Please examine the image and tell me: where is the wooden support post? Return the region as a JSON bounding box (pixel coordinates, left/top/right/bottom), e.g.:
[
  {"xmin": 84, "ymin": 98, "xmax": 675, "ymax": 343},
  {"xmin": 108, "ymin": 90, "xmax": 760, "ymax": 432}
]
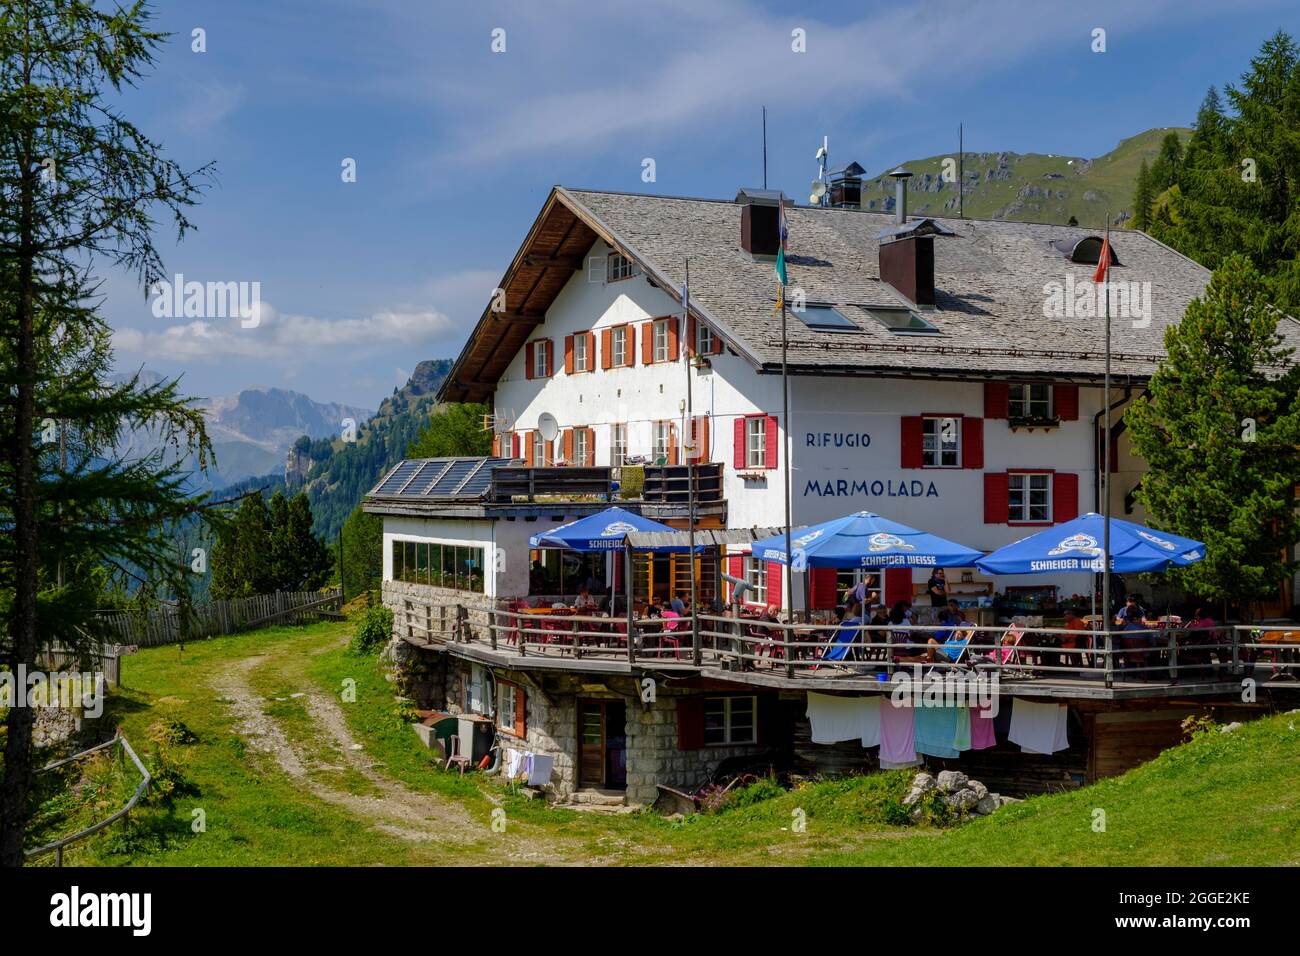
[
  {"xmin": 1103, "ymin": 629, "xmax": 1114, "ymax": 688},
  {"xmin": 1167, "ymin": 629, "xmax": 1177, "ymax": 683},
  {"xmin": 625, "ymin": 542, "xmax": 636, "ymax": 664},
  {"xmin": 784, "ymin": 620, "xmax": 794, "ymax": 679}
]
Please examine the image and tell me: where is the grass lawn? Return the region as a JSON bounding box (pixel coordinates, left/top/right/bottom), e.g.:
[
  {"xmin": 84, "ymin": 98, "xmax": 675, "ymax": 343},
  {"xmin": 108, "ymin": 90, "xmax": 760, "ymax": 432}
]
[{"xmin": 33, "ymin": 617, "xmax": 1300, "ymax": 866}]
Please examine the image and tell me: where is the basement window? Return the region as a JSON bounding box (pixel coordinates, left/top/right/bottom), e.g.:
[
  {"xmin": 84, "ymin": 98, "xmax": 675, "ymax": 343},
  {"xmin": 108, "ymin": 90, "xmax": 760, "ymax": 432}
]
[
  {"xmin": 865, "ymin": 306, "xmax": 940, "ymax": 335},
  {"xmin": 794, "ymin": 304, "xmax": 858, "ymax": 332}
]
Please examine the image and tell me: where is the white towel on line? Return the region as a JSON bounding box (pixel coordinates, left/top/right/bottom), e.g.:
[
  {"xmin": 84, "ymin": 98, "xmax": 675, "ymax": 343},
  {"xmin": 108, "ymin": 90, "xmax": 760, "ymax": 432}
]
[
  {"xmin": 528, "ymin": 753, "xmax": 555, "ymax": 786},
  {"xmin": 807, "ymin": 693, "xmax": 881, "ymax": 747},
  {"xmin": 1009, "ymin": 699, "xmax": 1069, "ymax": 754}
]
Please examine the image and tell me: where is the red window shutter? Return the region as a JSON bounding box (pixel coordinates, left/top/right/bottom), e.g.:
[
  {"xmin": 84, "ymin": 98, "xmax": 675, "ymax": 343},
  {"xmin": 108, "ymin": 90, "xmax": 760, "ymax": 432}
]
[
  {"xmin": 984, "ymin": 382, "xmax": 1009, "ymax": 419},
  {"xmin": 685, "ymin": 316, "xmax": 697, "ymax": 357},
  {"xmin": 511, "ymin": 433, "xmax": 520, "ymax": 459},
  {"xmin": 514, "ymin": 686, "xmax": 526, "ymax": 738},
  {"xmin": 733, "ymin": 417, "xmax": 746, "ymax": 469},
  {"xmin": 1055, "ymin": 384, "xmax": 1079, "ymax": 421},
  {"xmin": 585, "ymin": 427, "xmax": 596, "ymax": 466},
  {"xmin": 728, "ymin": 556, "xmax": 743, "ymax": 600},
  {"xmin": 524, "ymin": 342, "xmax": 535, "ymax": 380},
  {"xmin": 491, "ymin": 434, "xmax": 500, "ymax": 457},
  {"xmin": 625, "ymin": 325, "xmax": 636, "ymax": 366},
  {"xmin": 585, "ymin": 332, "xmax": 596, "ymax": 372},
  {"xmin": 544, "ymin": 340, "xmax": 554, "ymax": 377},
  {"xmin": 811, "ymin": 568, "xmax": 838, "ymax": 610},
  {"xmin": 676, "ymin": 697, "xmax": 705, "ymax": 750},
  {"xmin": 523, "ymin": 432, "xmax": 535, "ymax": 467},
  {"xmin": 666, "ymin": 317, "xmax": 679, "ymax": 360},
  {"xmin": 641, "ymin": 322, "xmax": 654, "ymax": 365},
  {"xmin": 562, "ymin": 429, "xmax": 574, "ymax": 463},
  {"xmin": 984, "ymin": 472, "xmax": 1009, "ymax": 524},
  {"xmin": 962, "ymin": 416, "xmax": 984, "ymax": 469},
  {"xmin": 885, "ymin": 568, "xmax": 912, "ymax": 606},
  {"xmin": 1053, "ymin": 472, "xmax": 1079, "ymax": 523},
  {"xmin": 764, "ymin": 415, "xmax": 778, "ymax": 469},
  {"xmin": 900, "ymin": 416, "xmax": 924, "ymax": 468},
  {"xmin": 712, "ymin": 329, "xmax": 724, "ymax": 354},
  {"xmin": 600, "ymin": 329, "xmax": 612, "ymax": 370},
  {"xmin": 766, "ymin": 562, "xmax": 783, "ymax": 608},
  {"xmin": 668, "ymin": 423, "xmax": 679, "ymax": 466},
  {"xmin": 687, "ymin": 415, "xmax": 709, "ymax": 463},
  {"xmin": 564, "ymin": 334, "xmax": 575, "ymax": 375}
]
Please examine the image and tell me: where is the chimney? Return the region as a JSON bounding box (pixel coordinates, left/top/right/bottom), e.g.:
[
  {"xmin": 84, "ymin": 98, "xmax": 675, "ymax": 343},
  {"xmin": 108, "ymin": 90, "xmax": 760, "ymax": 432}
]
[
  {"xmin": 889, "ymin": 166, "xmax": 913, "ymax": 225},
  {"xmin": 736, "ymin": 188, "xmax": 783, "ymax": 256},
  {"xmin": 879, "ymin": 235, "xmax": 935, "ymax": 306}
]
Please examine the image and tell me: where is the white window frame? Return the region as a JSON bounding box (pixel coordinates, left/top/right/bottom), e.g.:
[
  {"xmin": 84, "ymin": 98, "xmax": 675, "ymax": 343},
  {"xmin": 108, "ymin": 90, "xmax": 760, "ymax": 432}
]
[
  {"xmin": 1008, "ymin": 471, "xmax": 1053, "ymax": 524},
  {"xmin": 696, "ymin": 322, "xmax": 715, "ymax": 355},
  {"xmin": 610, "ymin": 423, "xmax": 627, "ymax": 467},
  {"xmin": 922, "ymin": 416, "xmax": 961, "ymax": 468},
  {"xmin": 743, "ymin": 556, "xmax": 767, "ymax": 605},
  {"xmin": 1009, "ymin": 383, "xmax": 1053, "ymax": 419},
  {"xmin": 574, "ymin": 333, "xmax": 590, "ymax": 372},
  {"xmin": 653, "ymin": 421, "xmax": 672, "ymax": 464},
  {"xmin": 574, "ymin": 428, "xmax": 591, "ymax": 466},
  {"xmin": 532, "ymin": 432, "xmax": 549, "ymax": 467},
  {"xmin": 611, "ymin": 326, "xmax": 627, "ymax": 367},
  {"xmin": 745, "ymin": 416, "xmax": 767, "ymax": 469},
  {"xmin": 465, "ymin": 663, "xmax": 493, "ymax": 717},
  {"xmin": 653, "ymin": 318, "xmax": 670, "ymax": 363},
  {"xmin": 532, "ymin": 339, "xmax": 550, "ymax": 378},
  {"xmin": 496, "ymin": 680, "xmax": 519, "ymax": 735},
  {"xmin": 704, "ymin": 695, "xmax": 757, "ymax": 746},
  {"xmin": 607, "ymin": 252, "xmax": 639, "ymax": 282}
]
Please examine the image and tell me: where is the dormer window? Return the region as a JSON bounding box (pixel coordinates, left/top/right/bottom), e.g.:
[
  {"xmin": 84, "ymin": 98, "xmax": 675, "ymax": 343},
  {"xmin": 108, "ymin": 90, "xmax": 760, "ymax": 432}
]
[
  {"xmin": 607, "ymin": 252, "xmax": 639, "ymax": 282},
  {"xmin": 1051, "ymin": 236, "xmax": 1123, "ymax": 266}
]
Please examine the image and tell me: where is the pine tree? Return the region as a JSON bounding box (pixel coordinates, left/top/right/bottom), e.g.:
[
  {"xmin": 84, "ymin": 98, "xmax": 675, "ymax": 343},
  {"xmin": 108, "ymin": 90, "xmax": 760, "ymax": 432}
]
[
  {"xmin": 209, "ymin": 495, "xmax": 272, "ymax": 599},
  {"xmin": 407, "ymin": 402, "xmax": 492, "ymax": 458},
  {"xmin": 281, "ymin": 493, "xmax": 331, "ymax": 591},
  {"xmin": 1132, "ymin": 160, "xmax": 1154, "ymax": 231},
  {"xmin": 0, "ymin": 0, "xmax": 213, "ymax": 865},
  {"xmin": 340, "ymin": 505, "xmax": 383, "ymax": 599},
  {"xmin": 1125, "ymin": 255, "xmax": 1300, "ymax": 612}
]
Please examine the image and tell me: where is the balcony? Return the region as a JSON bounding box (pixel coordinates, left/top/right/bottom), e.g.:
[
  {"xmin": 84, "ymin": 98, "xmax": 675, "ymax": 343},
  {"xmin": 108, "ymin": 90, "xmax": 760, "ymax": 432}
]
[{"xmin": 488, "ymin": 462, "xmax": 725, "ymax": 508}]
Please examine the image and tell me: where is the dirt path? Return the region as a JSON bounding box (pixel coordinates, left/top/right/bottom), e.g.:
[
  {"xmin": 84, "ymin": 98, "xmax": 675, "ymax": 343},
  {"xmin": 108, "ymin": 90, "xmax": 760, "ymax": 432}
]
[{"xmin": 210, "ymin": 653, "xmax": 573, "ymax": 863}]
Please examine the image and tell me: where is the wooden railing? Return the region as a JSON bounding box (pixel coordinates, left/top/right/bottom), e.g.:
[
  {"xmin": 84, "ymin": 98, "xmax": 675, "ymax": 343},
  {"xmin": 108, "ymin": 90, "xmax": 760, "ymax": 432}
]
[
  {"xmin": 388, "ymin": 595, "xmax": 1296, "ymax": 688},
  {"xmin": 489, "ymin": 466, "xmax": 615, "ymax": 502},
  {"xmin": 641, "ymin": 463, "xmax": 724, "ymax": 503}
]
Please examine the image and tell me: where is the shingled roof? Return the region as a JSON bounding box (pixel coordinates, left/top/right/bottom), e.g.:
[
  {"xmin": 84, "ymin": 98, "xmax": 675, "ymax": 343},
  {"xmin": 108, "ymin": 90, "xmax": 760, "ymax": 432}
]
[{"xmin": 439, "ymin": 186, "xmax": 1300, "ymax": 401}]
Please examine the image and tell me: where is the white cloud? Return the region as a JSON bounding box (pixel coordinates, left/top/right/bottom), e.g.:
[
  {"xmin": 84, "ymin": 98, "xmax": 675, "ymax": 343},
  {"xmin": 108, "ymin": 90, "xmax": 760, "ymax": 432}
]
[
  {"xmin": 177, "ymin": 81, "xmax": 244, "ymax": 135},
  {"xmin": 113, "ymin": 300, "xmax": 458, "ymax": 363}
]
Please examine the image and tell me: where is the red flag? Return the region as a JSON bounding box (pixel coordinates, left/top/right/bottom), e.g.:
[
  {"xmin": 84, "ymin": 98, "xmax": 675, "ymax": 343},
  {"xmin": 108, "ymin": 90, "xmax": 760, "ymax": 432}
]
[{"xmin": 1092, "ymin": 232, "xmax": 1111, "ymax": 284}]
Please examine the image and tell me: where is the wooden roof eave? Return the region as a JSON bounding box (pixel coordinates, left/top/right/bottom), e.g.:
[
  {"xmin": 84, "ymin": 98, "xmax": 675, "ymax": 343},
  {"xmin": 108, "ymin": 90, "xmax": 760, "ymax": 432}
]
[{"xmin": 551, "ymin": 187, "xmax": 766, "ymax": 372}]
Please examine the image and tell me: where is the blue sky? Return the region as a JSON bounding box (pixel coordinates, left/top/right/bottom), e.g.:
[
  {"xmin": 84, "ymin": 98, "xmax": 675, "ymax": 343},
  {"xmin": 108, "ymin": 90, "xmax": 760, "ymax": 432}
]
[{"xmin": 104, "ymin": 0, "xmax": 1300, "ymax": 409}]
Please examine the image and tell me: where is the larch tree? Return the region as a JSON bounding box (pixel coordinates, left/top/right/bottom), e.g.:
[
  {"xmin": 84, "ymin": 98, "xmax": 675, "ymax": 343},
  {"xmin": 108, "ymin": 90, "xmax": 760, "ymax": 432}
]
[{"xmin": 0, "ymin": 0, "xmax": 213, "ymax": 865}]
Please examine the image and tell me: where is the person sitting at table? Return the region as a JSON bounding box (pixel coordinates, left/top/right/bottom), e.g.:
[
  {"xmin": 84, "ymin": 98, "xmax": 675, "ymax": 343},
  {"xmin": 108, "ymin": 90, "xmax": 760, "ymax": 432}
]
[
  {"xmin": 945, "ymin": 599, "xmax": 966, "ymax": 624},
  {"xmin": 1115, "ymin": 594, "xmax": 1150, "ymax": 674},
  {"xmin": 1183, "ymin": 607, "xmax": 1217, "ymax": 674},
  {"xmin": 1060, "ymin": 607, "xmax": 1090, "ymax": 669},
  {"xmin": 574, "ymin": 585, "xmax": 598, "ymax": 613},
  {"xmin": 670, "ymin": 591, "xmax": 687, "ymax": 615}
]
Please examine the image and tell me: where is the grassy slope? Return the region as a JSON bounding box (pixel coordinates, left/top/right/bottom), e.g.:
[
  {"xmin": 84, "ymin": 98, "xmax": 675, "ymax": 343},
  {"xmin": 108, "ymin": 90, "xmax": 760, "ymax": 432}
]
[
  {"xmin": 49, "ymin": 619, "xmax": 1300, "ymax": 866},
  {"xmin": 862, "ymin": 127, "xmax": 1192, "ymax": 229}
]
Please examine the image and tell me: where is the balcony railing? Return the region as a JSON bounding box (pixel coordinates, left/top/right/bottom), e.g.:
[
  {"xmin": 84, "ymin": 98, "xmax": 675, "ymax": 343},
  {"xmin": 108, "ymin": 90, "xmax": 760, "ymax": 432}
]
[
  {"xmin": 487, "ymin": 462, "xmax": 725, "ymax": 504},
  {"xmin": 389, "ymin": 593, "xmax": 1299, "ymax": 690}
]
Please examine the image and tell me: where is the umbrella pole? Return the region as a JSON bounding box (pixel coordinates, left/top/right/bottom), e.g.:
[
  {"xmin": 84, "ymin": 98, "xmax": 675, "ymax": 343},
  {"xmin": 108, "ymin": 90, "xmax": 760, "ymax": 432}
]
[
  {"xmin": 1102, "ymin": 213, "xmax": 1113, "ymax": 688},
  {"xmin": 625, "ymin": 541, "xmax": 636, "ymax": 664}
]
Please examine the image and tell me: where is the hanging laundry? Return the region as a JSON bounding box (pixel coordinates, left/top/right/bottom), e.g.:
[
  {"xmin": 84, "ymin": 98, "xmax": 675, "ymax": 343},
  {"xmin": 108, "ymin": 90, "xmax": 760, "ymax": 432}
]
[
  {"xmin": 970, "ymin": 702, "xmax": 998, "ymax": 751},
  {"xmin": 879, "ymin": 700, "xmax": 920, "ymax": 768},
  {"xmin": 952, "ymin": 706, "xmax": 972, "ymax": 752},
  {"xmin": 915, "ymin": 706, "xmax": 960, "ymax": 758},
  {"xmin": 807, "ymin": 692, "xmax": 880, "ymax": 746},
  {"xmin": 528, "ymin": 753, "xmax": 555, "ymax": 786},
  {"xmin": 1009, "ymin": 699, "xmax": 1069, "ymax": 754}
]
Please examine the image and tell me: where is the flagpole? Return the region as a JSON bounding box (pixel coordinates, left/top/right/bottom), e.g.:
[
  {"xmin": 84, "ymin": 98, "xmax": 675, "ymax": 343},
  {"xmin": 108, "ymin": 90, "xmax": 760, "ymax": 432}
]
[
  {"xmin": 1101, "ymin": 214, "xmax": 1113, "ymax": 682},
  {"xmin": 684, "ymin": 259, "xmax": 700, "ymax": 665}
]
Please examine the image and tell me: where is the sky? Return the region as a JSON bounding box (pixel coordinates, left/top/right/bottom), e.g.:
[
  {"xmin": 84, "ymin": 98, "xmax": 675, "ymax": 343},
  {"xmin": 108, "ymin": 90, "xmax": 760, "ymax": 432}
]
[{"xmin": 102, "ymin": 0, "xmax": 1300, "ymax": 409}]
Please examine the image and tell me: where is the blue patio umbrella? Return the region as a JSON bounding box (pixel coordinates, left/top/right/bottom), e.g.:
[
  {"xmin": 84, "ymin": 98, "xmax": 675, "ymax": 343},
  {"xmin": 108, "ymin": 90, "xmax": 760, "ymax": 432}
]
[
  {"xmin": 975, "ymin": 513, "xmax": 1204, "ymax": 575},
  {"xmin": 749, "ymin": 511, "xmax": 984, "ymax": 570},
  {"xmin": 528, "ymin": 506, "xmax": 690, "ymax": 552}
]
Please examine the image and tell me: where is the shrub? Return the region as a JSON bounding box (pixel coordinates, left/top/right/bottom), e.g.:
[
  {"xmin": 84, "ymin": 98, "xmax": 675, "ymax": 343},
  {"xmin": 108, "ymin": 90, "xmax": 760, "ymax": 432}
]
[{"xmin": 350, "ymin": 604, "xmax": 393, "ymax": 655}]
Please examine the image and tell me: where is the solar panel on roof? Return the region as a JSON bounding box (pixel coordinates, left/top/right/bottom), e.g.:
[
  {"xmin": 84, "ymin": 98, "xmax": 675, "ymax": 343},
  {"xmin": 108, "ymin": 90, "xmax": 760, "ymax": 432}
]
[
  {"xmin": 374, "ymin": 460, "xmax": 422, "ymax": 495},
  {"xmin": 405, "ymin": 460, "xmax": 453, "ymax": 495},
  {"xmin": 368, "ymin": 457, "xmax": 516, "ymax": 501}
]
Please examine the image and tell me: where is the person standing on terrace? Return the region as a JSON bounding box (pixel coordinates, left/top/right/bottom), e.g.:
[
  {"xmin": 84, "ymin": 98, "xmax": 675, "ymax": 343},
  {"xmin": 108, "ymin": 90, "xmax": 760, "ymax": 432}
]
[{"xmin": 927, "ymin": 569, "xmax": 948, "ymax": 607}]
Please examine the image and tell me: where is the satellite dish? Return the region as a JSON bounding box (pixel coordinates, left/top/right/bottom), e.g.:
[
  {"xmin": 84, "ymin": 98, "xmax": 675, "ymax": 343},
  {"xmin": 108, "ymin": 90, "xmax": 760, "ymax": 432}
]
[
  {"xmin": 811, "ymin": 180, "xmax": 827, "ymax": 199},
  {"xmin": 537, "ymin": 412, "xmax": 559, "ymax": 442}
]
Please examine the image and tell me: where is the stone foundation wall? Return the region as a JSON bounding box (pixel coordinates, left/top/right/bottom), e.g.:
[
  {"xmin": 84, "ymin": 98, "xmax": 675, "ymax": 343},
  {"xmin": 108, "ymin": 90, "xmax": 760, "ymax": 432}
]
[
  {"xmin": 433, "ymin": 656, "xmax": 768, "ymax": 806},
  {"xmin": 381, "ymin": 580, "xmax": 495, "ymax": 643}
]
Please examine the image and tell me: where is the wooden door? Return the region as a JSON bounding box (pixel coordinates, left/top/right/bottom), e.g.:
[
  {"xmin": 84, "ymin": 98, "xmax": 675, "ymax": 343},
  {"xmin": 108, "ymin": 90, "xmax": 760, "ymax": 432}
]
[{"xmin": 578, "ymin": 699, "xmax": 627, "ymax": 790}]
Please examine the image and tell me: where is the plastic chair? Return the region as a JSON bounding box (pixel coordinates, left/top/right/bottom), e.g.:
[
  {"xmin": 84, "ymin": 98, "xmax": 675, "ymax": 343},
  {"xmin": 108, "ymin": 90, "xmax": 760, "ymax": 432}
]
[{"xmin": 444, "ymin": 735, "xmax": 472, "ymax": 775}]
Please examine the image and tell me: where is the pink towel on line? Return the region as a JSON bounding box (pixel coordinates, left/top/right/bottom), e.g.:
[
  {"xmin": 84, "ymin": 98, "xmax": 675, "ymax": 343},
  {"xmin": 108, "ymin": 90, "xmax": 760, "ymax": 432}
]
[
  {"xmin": 970, "ymin": 702, "xmax": 997, "ymax": 751},
  {"xmin": 878, "ymin": 699, "xmax": 919, "ymax": 768}
]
